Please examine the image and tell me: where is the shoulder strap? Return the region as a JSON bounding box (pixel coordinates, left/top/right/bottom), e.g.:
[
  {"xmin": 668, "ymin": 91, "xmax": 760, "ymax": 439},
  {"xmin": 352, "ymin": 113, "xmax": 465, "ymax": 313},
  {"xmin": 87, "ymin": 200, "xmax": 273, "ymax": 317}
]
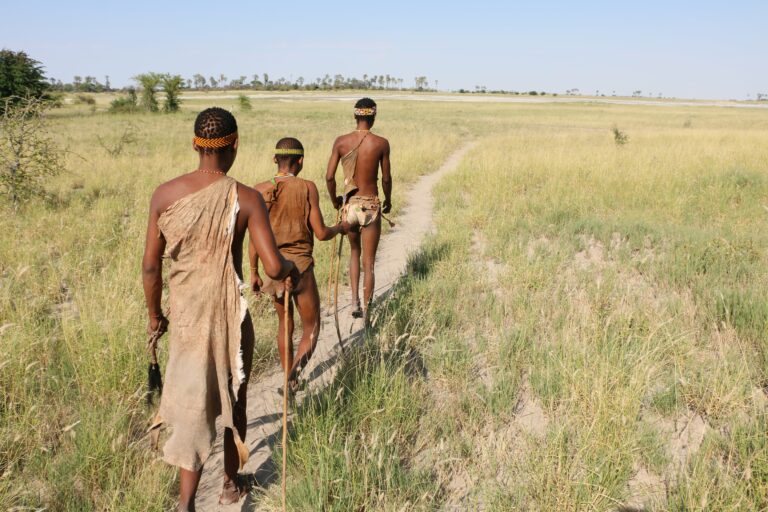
[{"xmin": 353, "ymin": 131, "xmax": 370, "ymax": 152}]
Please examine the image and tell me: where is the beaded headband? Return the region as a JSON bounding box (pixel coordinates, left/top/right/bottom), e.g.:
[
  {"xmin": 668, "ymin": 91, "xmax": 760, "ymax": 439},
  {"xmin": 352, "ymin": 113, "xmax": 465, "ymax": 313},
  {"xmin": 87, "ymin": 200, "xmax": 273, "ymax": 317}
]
[
  {"xmin": 274, "ymin": 148, "xmax": 304, "ymax": 156},
  {"xmin": 354, "ymin": 106, "xmax": 376, "ymax": 116},
  {"xmin": 193, "ymin": 131, "xmax": 238, "ymax": 149}
]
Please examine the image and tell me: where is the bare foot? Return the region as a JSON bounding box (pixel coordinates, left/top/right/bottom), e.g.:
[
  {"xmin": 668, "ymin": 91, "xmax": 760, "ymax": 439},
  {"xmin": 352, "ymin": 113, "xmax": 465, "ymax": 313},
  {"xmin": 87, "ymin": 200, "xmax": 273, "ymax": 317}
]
[{"xmin": 219, "ymin": 477, "xmax": 248, "ymax": 505}]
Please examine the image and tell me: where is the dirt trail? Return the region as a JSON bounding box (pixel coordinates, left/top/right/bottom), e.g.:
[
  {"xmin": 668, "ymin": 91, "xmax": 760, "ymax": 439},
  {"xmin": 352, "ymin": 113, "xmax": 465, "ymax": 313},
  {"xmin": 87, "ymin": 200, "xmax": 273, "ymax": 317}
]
[{"xmin": 194, "ymin": 142, "xmax": 475, "ymax": 510}]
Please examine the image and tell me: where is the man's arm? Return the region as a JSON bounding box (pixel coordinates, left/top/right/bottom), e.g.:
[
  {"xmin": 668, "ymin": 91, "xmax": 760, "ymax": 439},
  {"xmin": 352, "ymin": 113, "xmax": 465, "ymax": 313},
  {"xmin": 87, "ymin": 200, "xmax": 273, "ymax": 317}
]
[
  {"xmin": 241, "ymin": 186, "xmax": 296, "ymax": 281},
  {"xmin": 381, "ymin": 140, "xmax": 392, "ymax": 213},
  {"xmin": 307, "ymin": 181, "xmax": 345, "ymax": 241},
  {"xmin": 142, "ymin": 189, "xmax": 167, "ymax": 333},
  {"xmin": 325, "ymin": 138, "xmax": 342, "ymax": 209},
  {"xmin": 248, "ymin": 237, "xmax": 263, "ymax": 293}
]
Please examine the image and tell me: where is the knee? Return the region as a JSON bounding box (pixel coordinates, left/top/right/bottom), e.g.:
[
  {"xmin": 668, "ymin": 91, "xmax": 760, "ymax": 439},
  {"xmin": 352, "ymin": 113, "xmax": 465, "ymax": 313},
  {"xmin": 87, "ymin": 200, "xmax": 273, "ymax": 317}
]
[{"xmin": 363, "ymin": 259, "xmax": 375, "ymax": 273}]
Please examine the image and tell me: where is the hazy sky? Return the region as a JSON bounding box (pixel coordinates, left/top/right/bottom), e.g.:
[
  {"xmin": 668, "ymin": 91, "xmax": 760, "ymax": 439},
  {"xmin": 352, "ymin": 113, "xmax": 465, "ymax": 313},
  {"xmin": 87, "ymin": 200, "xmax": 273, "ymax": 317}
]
[{"xmin": 3, "ymin": 0, "xmax": 766, "ymax": 99}]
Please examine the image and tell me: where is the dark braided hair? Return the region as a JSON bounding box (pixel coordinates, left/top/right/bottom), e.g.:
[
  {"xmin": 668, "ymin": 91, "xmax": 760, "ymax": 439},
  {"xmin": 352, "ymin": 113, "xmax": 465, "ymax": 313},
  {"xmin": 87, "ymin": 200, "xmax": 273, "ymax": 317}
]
[
  {"xmin": 275, "ymin": 137, "xmax": 304, "ymax": 166},
  {"xmin": 194, "ymin": 107, "xmax": 238, "ymax": 153},
  {"xmin": 354, "ymin": 97, "xmax": 377, "ymax": 123}
]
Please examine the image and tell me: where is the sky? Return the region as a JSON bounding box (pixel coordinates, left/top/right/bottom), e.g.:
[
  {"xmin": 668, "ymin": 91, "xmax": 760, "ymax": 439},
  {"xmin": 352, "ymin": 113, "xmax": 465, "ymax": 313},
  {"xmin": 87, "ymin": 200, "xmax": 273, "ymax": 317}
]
[{"xmin": 2, "ymin": 0, "xmax": 766, "ymax": 99}]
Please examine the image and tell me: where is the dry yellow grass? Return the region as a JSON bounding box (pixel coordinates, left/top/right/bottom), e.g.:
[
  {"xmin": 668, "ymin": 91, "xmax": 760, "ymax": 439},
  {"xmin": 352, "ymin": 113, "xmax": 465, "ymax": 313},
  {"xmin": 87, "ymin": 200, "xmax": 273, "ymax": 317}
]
[{"xmin": 2, "ymin": 94, "xmax": 767, "ymax": 510}]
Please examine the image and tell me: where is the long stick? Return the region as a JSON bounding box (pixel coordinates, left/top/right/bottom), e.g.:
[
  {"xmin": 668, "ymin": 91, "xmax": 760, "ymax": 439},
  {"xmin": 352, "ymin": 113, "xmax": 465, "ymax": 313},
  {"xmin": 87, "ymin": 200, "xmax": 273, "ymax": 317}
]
[
  {"xmin": 281, "ymin": 287, "xmax": 290, "ymax": 512},
  {"xmin": 333, "ymin": 233, "xmax": 345, "ymax": 352},
  {"xmin": 326, "ymin": 209, "xmax": 341, "ymax": 307}
]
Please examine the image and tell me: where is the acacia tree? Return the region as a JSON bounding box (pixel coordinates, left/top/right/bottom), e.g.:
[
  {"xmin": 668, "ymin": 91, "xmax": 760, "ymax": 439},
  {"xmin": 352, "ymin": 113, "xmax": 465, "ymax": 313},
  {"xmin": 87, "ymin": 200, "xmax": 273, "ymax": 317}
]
[
  {"xmin": 0, "ymin": 50, "xmax": 49, "ymax": 112},
  {"xmin": 134, "ymin": 73, "xmax": 162, "ymax": 112},
  {"xmin": 161, "ymin": 74, "xmax": 183, "ymax": 112},
  {"xmin": 0, "ymin": 97, "xmax": 64, "ymax": 209}
]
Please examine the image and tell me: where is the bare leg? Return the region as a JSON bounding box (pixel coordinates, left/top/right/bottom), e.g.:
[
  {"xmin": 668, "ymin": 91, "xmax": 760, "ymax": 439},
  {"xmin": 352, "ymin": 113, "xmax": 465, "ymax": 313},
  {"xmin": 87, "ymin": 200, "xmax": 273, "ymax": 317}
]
[
  {"xmin": 274, "ymin": 293, "xmax": 295, "ymax": 377},
  {"xmin": 360, "ymin": 216, "xmax": 382, "ymax": 315},
  {"xmin": 348, "ymin": 228, "xmax": 362, "ymax": 309},
  {"xmin": 179, "ymin": 468, "xmax": 202, "ymax": 511},
  {"xmin": 220, "ymin": 314, "xmax": 254, "ymax": 505},
  {"xmin": 290, "ymin": 271, "xmax": 321, "ymax": 382}
]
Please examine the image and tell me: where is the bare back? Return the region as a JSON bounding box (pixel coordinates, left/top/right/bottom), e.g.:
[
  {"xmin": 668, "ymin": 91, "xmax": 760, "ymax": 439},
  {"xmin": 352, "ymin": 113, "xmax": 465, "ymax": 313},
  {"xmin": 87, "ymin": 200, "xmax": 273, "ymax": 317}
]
[{"xmin": 333, "ymin": 131, "xmax": 390, "ymax": 197}]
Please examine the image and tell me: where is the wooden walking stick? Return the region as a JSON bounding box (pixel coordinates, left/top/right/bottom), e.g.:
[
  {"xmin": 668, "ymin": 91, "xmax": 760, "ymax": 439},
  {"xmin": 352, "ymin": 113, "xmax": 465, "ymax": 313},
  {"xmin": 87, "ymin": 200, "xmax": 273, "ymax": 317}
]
[
  {"xmin": 326, "ymin": 209, "xmax": 341, "ymax": 307},
  {"xmin": 333, "ymin": 232, "xmax": 346, "ymax": 352},
  {"xmin": 281, "ymin": 283, "xmax": 290, "ymax": 512}
]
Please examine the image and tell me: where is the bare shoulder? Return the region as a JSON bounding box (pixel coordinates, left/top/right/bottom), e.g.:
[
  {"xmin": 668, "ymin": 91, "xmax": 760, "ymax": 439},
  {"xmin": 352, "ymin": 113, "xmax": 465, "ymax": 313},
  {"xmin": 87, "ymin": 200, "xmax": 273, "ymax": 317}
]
[
  {"xmin": 300, "ymin": 177, "xmax": 319, "ymax": 193},
  {"xmin": 150, "ymin": 174, "xmax": 190, "ymax": 213},
  {"xmin": 372, "ymin": 133, "xmax": 390, "ymax": 146},
  {"xmin": 252, "ymin": 180, "xmax": 273, "ymax": 195},
  {"xmin": 235, "ymin": 181, "xmax": 262, "ymax": 209},
  {"xmin": 372, "ymin": 133, "xmax": 390, "ymax": 153},
  {"xmin": 332, "ymin": 134, "xmax": 347, "ymax": 148}
]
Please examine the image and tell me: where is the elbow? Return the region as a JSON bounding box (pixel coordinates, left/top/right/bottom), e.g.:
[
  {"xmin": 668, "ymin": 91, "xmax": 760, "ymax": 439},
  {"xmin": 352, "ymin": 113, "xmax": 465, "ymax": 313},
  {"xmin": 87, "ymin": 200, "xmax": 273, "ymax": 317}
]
[
  {"xmin": 141, "ymin": 258, "xmax": 161, "ymax": 277},
  {"xmin": 264, "ymin": 261, "xmax": 283, "ymax": 280}
]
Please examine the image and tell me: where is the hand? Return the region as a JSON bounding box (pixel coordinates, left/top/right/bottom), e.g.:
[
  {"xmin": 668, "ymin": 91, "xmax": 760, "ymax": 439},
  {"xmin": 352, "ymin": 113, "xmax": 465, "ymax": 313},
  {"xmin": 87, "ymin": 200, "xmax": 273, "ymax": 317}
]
[
  {"xmin": 147, "ymin": 312, "xmax": 168, "ymax": 337},
  {"xmin": 287, "ymin": 264, "xmax": 301, "ymax": 290},
  {"xmin": 382, "ymin": 200, "xmax": 392, "ymax": 214},
  {"xmin": 334, "ymin": 196, "xmax": 344, "ymax": 210},
  {"xmin": 336, "ymin": 220, "xmax": 351, "ymax": 235},
  {"xmin": 251, "ymin": 272, "xmax": 263, "ymax": 293}
]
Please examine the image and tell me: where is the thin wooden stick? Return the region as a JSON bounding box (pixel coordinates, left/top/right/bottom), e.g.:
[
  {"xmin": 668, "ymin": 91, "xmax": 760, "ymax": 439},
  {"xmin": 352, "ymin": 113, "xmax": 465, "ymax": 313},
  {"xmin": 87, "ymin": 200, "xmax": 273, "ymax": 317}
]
[
  {"xmin": 281, "ymin": 285, "xmax": 290, "ymax": 512},
  {"xmin": 326, "ymin": 209, "xmax": 341, "ymax": 307},
  {"xmin": 333, "ymin": 233, "xmax": 345, "ymax": 352}
]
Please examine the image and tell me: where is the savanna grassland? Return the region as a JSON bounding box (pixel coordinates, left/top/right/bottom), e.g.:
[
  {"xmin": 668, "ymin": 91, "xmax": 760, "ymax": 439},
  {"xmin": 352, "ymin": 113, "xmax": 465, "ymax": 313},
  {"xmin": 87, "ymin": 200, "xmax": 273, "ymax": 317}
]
[{"xmin": 2, "ymin": 93, "xmax": 768, "ymax": 511}]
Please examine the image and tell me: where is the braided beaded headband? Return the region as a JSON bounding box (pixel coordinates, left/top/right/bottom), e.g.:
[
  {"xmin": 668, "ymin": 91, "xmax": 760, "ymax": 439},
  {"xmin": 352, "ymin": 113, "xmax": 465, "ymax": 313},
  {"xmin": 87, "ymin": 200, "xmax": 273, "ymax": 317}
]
[
  {"xmin": 274, "ymin": 148, "xmax": 304, "ymax": 156},
  {"xmin": 193, "ymin": 131, "xmax": 238, "ymax": 148},
  {"xmin": 354, "ymin": 107, "xmax": 376, "ymax": 116}
]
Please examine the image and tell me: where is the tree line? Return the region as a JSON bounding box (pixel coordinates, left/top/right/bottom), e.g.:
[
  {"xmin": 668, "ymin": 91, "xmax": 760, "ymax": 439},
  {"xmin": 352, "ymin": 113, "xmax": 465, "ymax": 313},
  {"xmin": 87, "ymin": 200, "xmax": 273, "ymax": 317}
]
[{"xmin": 48, "ymin": 72, "xmax": 436, "ymax": 93}]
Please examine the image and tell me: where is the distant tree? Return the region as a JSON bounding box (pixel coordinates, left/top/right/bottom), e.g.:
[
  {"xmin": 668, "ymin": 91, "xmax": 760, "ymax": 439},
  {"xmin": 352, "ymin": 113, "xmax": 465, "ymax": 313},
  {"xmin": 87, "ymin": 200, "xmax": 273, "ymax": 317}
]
[
  {"xmin": 209, "ymin": 76, "xmax": 218, "ymax": 89},
  {"xmin": 161, "ymin": 74, "xmax": 183, "ymax": 112},
  {"xmin": 192, "ymin": 74, "xmax": 206, "ymax": 89},
  {"xmin": 263, "ymin": 73, "xmax": 270, "ymax": 88},
  {"xmin": 104, "ymin": 75, "xmax": 111, "ymax": 91},
  {"xmin": 0, "ymin": 97, "xmax": 64, "ymax": 209},
  {"xmin": 134, "ymin": 72, "xmax": 162, "ymax": 112},
  {"xmin": 218, "ymin": 74, "xmax": 227, "ymax": 88},
  {"xmin": 0, "ymin": 50, "xmax": 50, "ymax": 111}
]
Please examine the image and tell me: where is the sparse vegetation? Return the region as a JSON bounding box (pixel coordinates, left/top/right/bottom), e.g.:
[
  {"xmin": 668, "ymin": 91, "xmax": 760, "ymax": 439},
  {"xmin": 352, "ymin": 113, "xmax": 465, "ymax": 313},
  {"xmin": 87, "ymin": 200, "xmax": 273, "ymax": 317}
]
[
  {"xmin": 237, "ymin": 93, "xmax": 252, "ymax": 111},
  {"xmin": 108, "ymin": 88, "xmax": 138, "ymax": 114},
  {"xmin": 0, "ymin": 97, "xmax": 64, "ymax": 208},
  {"xmin": 613, "ymin": 125, "xmax": 630, "ymax": 145}
]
